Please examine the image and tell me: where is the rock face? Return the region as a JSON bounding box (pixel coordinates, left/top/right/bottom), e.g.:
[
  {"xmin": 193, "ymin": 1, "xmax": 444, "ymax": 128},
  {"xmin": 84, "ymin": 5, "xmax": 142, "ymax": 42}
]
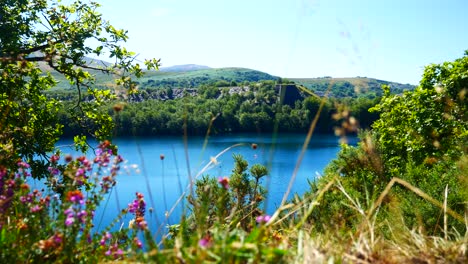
[
  {"xmin": 131, "ymin": 85, "xmax": 305, "ymax": 104},
  {"xmin": 276, "ymin": 84, "xmax": 303, "ymax": 106}
]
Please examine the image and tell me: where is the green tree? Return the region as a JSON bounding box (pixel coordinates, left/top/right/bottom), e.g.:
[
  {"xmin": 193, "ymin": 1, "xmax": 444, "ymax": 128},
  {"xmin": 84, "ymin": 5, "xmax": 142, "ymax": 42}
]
[
  {"xmin": 370, "ymin": 52, "xmax": 467, "ymax": 169},
  {"xmin": 308, "ymin": 52, "xmax": 468, "ymax": 234},
  {"xmin": 0, "ymin": 0, "xmax": 159, "ymax": 177}
]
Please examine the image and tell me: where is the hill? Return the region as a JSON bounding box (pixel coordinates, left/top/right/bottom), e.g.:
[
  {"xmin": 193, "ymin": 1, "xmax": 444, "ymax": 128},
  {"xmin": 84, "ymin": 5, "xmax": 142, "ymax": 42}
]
[
  {"xmin": 159, "ymin": 64, "xmax": 211, "ymax": 72},
  {"xmin": 40, "ymin": 57, "xmax": 413, "ymax": 97},
  {"xmin": 137, "ymin": 67, "xmax": 279, "ymax": 89},
  {"xmin": 291, "ymin": 77, "xmax": 416, "ymax": 98}
]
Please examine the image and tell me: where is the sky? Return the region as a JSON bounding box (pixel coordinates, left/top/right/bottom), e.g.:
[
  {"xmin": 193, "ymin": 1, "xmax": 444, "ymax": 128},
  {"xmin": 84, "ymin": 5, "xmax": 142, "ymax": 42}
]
[{"xmin": 96, "ymin": 0, "xmax": 468, "ymax": 85}]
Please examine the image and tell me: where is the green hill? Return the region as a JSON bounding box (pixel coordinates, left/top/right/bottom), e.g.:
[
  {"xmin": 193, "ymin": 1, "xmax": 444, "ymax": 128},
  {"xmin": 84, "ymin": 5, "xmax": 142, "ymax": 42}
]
[
  {"xmin": 44, "ymin": 64, "xmax": 279, "ymax": 91},
  {"xmin": 137, "ymin": 67, "xmax": 278, "ymax": 89},
  {"xmin": 291, "ymin": 77, "xmax": 416, "ymax": 98}
]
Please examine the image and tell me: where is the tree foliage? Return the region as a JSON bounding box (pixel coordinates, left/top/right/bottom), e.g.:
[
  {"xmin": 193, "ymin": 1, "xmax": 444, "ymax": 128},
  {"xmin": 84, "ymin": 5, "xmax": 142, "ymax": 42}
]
[
  {"xmin": 0, "ymin": 0, "xmax": 159, "ymax": 177},
  {"xmin": 308, "ymin": 52, "xmax": 468, "ymax": 234}
]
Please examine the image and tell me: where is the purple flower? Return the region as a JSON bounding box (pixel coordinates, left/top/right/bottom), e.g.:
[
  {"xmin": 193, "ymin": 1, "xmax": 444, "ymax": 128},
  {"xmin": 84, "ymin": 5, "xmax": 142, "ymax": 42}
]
[
  {"xmin": 134, "ymin": 237, "xmax": 142, "ymax": 249},
  {"xmin": 76, "ymin": 168, "xmax": 85, "ymax": 177},
  {"xmin": 256, "ymin": 215, "xmax": 271, "ymax": 224},
  {"xmin": 66, "ymin": 190, "xmax": 84, "ymax": 203},
  {"xmin": 53, "ymin": 234, "xmax": 63, "ymax": 244},
  {"xmin": 115, "ymin": 249, "xmax": 123, "ymax": 256},
  {"xmin": 77, "ymin": 210, "xmax": 87, "ymax": 223},
  {"xmin": 65, "ymin": 216, "xmax": 75, "ymax": 226},
  {"xmin": 30, "ymin": 205, "xmax": 42, "ymax": 213},
  {"xmin": 17, "ymin": 161, "xmax": 30, "ymax": 169},
  {"xmin": 100, "ymin": 232, "xmax": 111, "ymax": 245},
  {"xmin": 48, "ymin": 166, "xmax": 60, "ymax": 175},
  {"xmin": 198, "ymin": 235, "xmax": 212, "ymax": 248},
  {"xmin": 64, "ymin": 207, "xmax": 73, "ymax": 216}
]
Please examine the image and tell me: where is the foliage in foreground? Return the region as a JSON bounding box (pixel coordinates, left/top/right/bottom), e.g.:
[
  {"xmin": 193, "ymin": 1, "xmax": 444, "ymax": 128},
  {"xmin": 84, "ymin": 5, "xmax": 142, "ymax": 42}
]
[{"xmin": 306, "ymin": 52, "xmax": 468, "ymax": 236}]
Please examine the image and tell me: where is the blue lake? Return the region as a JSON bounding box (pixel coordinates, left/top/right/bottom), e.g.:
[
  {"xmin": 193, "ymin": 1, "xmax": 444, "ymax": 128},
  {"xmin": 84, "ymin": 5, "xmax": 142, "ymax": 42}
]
[{"xmin": 31, "ymin": 133, "xmax": 356, "ymax": 235}]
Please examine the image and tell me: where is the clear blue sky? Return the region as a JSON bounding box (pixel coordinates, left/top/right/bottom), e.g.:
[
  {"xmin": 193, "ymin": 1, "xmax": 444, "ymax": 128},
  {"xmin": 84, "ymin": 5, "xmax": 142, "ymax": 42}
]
[{"xmin": 98, "ymin": 0, "xmax": 468, "ymax": 84}]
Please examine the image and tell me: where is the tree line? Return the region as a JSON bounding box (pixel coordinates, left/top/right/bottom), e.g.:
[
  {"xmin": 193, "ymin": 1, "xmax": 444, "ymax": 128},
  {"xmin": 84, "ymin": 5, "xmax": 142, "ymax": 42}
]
[{"xmin": 54, "ymin": 81, "xmax": 381, "ymax": 137}]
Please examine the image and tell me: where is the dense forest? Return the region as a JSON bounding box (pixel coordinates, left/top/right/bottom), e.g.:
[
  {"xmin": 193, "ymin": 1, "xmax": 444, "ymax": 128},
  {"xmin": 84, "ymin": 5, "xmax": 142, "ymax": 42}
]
[{"xmin": 50, "ymin": 80, "xmax": 381, "ymax": 137}]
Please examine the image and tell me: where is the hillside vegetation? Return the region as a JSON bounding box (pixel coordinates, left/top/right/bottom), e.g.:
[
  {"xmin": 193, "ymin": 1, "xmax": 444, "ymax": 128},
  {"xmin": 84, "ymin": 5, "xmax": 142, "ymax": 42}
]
[
  {"xmin": 44, "ymin": 58, "xmax": 414, "ymax": 99},
  {"xmin": 292, "ymin": 76, "xmax": 415, "ymax": 98},
  {"xmin": 47, "ymin": 65, "xmax": 279, "ymax": 91}
]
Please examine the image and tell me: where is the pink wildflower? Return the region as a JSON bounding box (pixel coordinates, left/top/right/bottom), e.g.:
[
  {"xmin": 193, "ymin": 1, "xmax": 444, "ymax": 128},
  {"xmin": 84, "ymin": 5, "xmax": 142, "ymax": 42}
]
[
  {"xmin": 218, "ymin": 177, "xmax": 230, "ymax": 189},
  {"xmin": 256, "ymin": 215, "xmax": 271, "ymax": 224}
]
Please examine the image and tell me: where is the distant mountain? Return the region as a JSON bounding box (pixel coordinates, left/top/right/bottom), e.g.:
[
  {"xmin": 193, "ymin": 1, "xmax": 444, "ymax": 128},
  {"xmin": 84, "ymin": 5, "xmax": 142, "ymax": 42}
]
[
  {"xmin": 291, "ymin": 77, "xmax": 416, "ymax": 98},
  {"xmin": 40, "ymin": 57, "xmax": 414, "ymax": 97},
  {"xmin": 160, "ymin": 64, "xmax": 211, "ymax": 72},
  {"xmin": 138, "ymin": 67, "xmax": 278, "ymax": 89}
]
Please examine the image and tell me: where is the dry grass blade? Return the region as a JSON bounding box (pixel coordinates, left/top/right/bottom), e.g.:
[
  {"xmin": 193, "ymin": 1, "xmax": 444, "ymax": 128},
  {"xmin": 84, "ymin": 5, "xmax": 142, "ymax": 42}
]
[
  {"xmin": 164, "ymin": 143, "xmax": 246, "ymax": 221},
  {"xmin": 280, "ymin": 81, "xmax": 333, "ymax": 207},
  {"xmin": 293, "ymin": 175, "xmax": 337, "ymax": 229},
  {"xmin": 367, "ymin": 177, "xmax": 464, "ymax": 223}
]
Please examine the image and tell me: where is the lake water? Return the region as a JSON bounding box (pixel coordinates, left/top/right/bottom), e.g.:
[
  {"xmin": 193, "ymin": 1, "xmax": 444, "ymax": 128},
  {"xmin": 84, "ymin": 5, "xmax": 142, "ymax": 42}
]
[{"xmin": 33, "ymin": 133, "xmax": 356, "ymax": 235}]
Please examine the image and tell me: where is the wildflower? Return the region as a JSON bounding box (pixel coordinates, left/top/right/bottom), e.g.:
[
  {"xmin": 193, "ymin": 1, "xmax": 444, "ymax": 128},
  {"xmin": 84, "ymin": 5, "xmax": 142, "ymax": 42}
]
[
  {"xmin": 198, "ymin": 235, "xmax": 212, "ymax": 248},
  {"xmin": 64, "ymin": 207, "xmax": 73, "ymax": 216},
  {"xmin": 66, "ymin": 190, "xmax": 84, "ymax": 203},
  {"xmin": 75, "ymin": 168, "xmax": 85, "ymax": 177},
  {"xmin": 17, "ymin": 161, "xmax": 30, "ymax": 169},
  {"xmin": 218, "ymin": 177, "xmax": 229, "ymax": 189},
  {"xmin": 100, "ymin": 232, "xmax": 111, "ymax": 246},
  {"xmin": 77, "ymin": 210, "xmax": 87, "ymax": 223},
  {"xmin": 128, "ymin": 192, "xmax": 146, "ymax": 218},
  {"xmin": 115, "ymin": 249, "xmax": 124, "ymax": 257},
  {"xmin": 30, "ymin": 205, "xmax": 42, "ymax": 213},
  {"xmin": 48, "ymin": 166, "xmax": 60, "ymax": 175},
  {"xmin": 40, "ymin": 196, "xmax": 51, "ymax": 206},
  {"xmin": 256, "ymin": 215, "xmax": 271, "ymax": 224},
  {"xmin": 65, "ymin": 216, "xmax": 75, "ymax": 226},
  {"xmin": 134, "ymin": 237, "xmax": 143, "ymax": 249},
  {"xmin": 50, "ymin": 154, "xmax": 60, "ymax": 163},
  {"xmin": 135, "ymin": 216, "xmax": 147, "ymax": 230},
  {"xmin": 105, "ymin": 243, "xmax": 124, "ymax": 259},
  {"xmin": 53, "ymin": 233, "xmax": 63, "ymax": 244}
]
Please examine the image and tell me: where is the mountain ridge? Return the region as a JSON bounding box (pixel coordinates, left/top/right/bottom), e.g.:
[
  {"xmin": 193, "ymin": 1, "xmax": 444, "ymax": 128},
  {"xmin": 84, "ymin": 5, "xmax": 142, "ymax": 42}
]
[{"xmin": 159, "ymin": 64, "xmax": 211, "ymax": 72}]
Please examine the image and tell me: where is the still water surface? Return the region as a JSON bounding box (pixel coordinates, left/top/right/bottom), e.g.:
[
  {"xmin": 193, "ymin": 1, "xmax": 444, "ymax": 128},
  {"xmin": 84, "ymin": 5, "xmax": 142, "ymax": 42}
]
[{"xmin": 33, "ymin": 134, "xmax": 356, "ymax": 233}]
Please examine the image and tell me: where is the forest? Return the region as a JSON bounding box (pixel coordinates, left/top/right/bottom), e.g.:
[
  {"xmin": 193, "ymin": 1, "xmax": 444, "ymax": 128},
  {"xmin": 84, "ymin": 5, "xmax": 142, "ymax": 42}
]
[
  {"xmin": 0, "ymin": 1, "xmax": 466, "ymax": 263},
  {"xmin": 51, "ymin": 80, "xmax": 381, "ymax": 137}
]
